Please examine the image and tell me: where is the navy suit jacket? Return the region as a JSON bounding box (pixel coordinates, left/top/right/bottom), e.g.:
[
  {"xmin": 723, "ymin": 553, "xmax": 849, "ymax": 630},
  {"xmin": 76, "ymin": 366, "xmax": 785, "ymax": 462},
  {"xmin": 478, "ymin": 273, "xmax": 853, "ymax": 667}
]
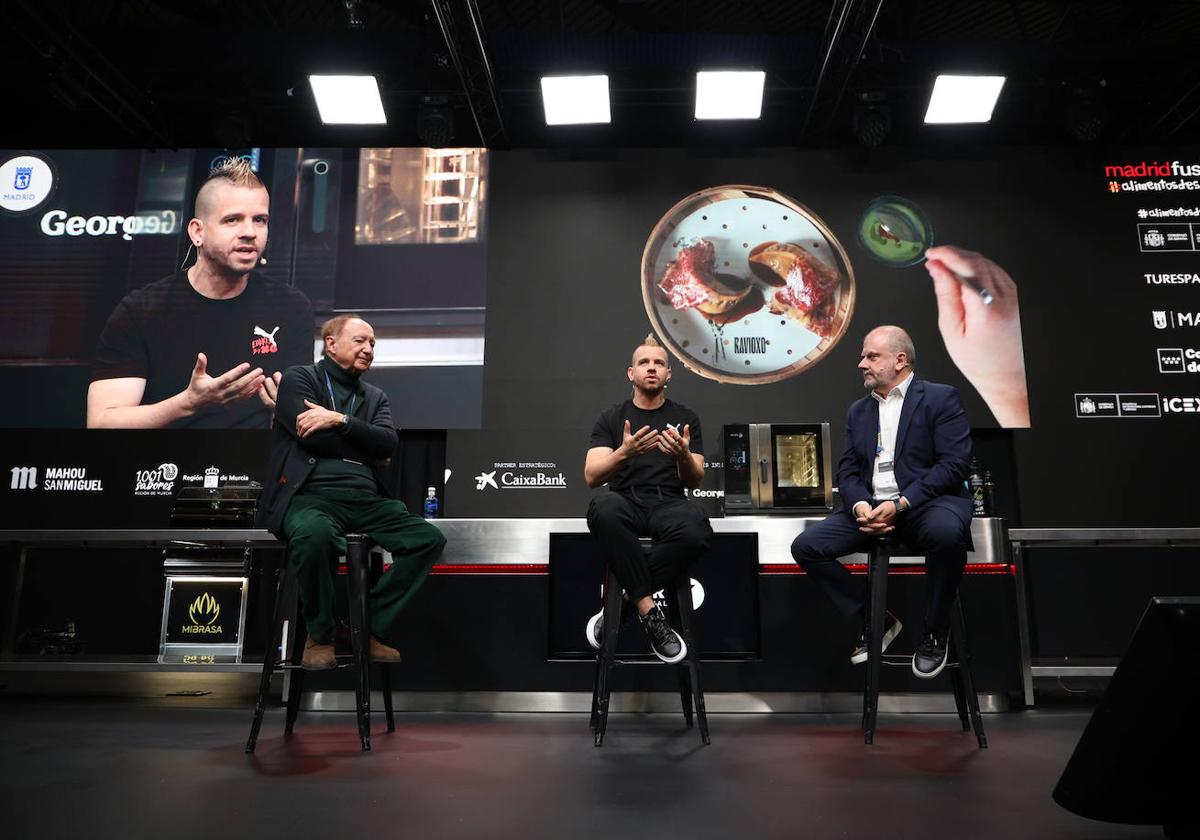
[{"xmin": 836, "ymin": 375, "xmax": 974, "ymax": 524}]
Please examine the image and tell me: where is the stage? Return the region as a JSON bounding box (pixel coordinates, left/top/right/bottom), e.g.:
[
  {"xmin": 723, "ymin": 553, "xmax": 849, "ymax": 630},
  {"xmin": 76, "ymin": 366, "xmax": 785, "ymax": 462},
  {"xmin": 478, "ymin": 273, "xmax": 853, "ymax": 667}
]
[{"xmin": 0, "ymin": 696, "xmax": 1158, "ymax": 839}]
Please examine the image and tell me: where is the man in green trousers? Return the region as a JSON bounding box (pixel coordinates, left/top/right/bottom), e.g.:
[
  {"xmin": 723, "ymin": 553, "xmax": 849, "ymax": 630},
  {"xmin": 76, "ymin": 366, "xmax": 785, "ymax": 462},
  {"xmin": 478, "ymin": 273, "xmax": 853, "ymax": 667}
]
[{"xmin": 258, "ymin": 314, "xmax": 446, "ymax": 669}]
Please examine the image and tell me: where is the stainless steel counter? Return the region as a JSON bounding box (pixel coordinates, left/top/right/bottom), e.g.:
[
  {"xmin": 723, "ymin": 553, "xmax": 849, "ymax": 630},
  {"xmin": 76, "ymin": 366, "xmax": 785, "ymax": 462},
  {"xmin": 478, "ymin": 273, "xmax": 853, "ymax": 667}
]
[{"xmin": 1007, "ymin": 527, "xmax": 1200, "ymax": 706}]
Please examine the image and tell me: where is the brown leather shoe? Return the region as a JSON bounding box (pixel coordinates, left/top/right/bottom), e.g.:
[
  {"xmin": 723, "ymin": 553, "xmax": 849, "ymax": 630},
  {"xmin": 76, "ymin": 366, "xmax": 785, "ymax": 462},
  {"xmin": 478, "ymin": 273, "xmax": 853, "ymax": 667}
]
[
  {"xmin": 369, "ymin": 637, "xmax": 402, "ymax": 663},
  {"xmin": 301, "ymin": 638, "xmax": 336, "ymax": 671}
]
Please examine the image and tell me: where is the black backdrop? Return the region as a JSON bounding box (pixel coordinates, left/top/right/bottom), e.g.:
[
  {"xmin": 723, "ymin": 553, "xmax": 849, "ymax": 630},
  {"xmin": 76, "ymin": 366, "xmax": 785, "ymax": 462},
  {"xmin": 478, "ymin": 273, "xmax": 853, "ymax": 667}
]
[{"xmin": 478, "ymin": 146, "xmax": 1199, "ymax": 527}]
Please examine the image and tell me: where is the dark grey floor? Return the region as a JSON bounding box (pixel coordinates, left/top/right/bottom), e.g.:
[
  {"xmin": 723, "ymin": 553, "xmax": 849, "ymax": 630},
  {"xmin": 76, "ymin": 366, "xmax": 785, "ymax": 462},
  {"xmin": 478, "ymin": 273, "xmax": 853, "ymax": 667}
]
[{"xmin": 0, "ymin": 702, "xmax": 1163, "ymax": 840}]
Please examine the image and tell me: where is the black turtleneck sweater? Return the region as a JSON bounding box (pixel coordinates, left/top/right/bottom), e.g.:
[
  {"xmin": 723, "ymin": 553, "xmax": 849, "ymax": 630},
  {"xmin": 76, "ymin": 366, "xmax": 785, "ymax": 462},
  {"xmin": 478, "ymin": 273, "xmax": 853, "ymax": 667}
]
[{"xmin": 300, "ymin": 357, "xmax": 378, "ymax": 494}]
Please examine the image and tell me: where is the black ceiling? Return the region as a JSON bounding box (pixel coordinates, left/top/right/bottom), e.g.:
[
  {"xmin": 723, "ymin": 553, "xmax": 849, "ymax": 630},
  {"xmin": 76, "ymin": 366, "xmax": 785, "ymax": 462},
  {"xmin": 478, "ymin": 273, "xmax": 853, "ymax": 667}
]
[{"xmin": 3, "ymin": 0, "xmax": 1199, "ymax": 150}]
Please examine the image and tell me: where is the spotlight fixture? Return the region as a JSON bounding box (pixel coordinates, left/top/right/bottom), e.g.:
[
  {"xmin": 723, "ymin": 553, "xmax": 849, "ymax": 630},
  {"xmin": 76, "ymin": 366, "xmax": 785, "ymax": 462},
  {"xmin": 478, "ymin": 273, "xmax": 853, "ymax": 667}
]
[
  {"xmin": 923, "ymin": 74, "xmax": 1006, "ymax": 124},
  {"xmin": 418, "ymin": 96, "xmax": 455, "ymax": 146},
  {"xmin": 308, "ymin": 74, "xmax": 387, "ymax": 125},
  {"xmin": 695, "ymin": 71, "xmax": 765, "ymax": 120},
  {"xmin": 540, "ymin": 75, "xmax": 611, "ymax": 125},
  {"xmin": 852, "ymin": 91, "xmax": 891, "ymax": 147}
]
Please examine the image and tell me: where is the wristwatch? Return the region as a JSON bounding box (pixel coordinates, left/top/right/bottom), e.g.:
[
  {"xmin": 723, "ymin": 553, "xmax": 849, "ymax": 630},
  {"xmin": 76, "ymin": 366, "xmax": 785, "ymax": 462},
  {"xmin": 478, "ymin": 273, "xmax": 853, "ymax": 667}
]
[
  {"xmin": 893, "ymin": 497, "xmax": 907, "ymax": 513},
  {"xmin": 341, "ymin": 413, "xmax": 350, "ymax": 427}
]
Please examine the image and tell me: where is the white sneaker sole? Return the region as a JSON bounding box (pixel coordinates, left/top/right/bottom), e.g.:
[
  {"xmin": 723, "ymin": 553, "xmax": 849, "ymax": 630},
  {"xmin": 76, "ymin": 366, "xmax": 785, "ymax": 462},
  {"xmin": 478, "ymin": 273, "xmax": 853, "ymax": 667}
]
[
  {"xmin": 912, "ymin": 649, "xmax": 949, "ymax": 679},
  {"xmin": 586, "ymin": 612, "xmax": 603, "ymax": 651},
  {"xmin": 849, "ymin": 618, "xmax": 903, "ymax": 665},
  {"xmin": 651, "ymin": 630, "xmax": 688, "ymax": 664}
]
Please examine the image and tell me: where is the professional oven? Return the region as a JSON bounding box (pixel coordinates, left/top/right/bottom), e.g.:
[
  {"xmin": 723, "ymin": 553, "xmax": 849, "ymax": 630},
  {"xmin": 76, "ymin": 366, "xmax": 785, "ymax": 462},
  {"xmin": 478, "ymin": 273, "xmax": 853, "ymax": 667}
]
[{"xmin": 723, "ymin": 423, "xmax": 833, "ymax": 512}]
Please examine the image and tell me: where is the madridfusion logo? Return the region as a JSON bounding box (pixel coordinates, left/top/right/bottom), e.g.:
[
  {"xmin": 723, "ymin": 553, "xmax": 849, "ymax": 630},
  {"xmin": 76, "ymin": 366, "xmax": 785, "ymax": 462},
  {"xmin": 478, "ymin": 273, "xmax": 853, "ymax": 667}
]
[{"xmin": 1106, "ymin": 160, "xmax": 1200, "ymax": 193}]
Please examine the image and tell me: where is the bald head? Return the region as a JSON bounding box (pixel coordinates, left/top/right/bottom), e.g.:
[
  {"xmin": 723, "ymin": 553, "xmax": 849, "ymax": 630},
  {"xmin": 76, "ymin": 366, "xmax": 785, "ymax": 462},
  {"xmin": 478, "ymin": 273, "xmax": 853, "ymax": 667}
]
[{"xmin": 865, "ymin": 325, "xmax": 916, "ymax": 368}]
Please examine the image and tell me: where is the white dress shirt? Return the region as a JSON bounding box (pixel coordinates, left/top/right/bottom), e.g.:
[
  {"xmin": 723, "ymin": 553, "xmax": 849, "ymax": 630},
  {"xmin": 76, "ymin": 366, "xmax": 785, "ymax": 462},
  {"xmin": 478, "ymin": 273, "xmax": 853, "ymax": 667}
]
[{"xmin": 869, "ymin": 370, "xmax": 913, "ymax": 501}]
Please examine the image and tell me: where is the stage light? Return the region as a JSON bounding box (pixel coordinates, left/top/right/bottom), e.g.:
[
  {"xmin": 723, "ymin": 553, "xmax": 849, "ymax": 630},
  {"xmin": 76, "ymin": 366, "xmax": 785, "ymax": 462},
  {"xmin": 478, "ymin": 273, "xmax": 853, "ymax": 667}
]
[
  {"xmin": 695, "ymin": 71, "xmax": 765, "ymax": 120},
  {"xmin": 852, "ymin": 91, "xmax": 891, "ymax": 146},
  {"xmin": 418, "ymin": 96, "xmax": 455, "ymax": 146},
  {"xmin": 308, "ymin": 75, "xmax": 387, "ymax": 125},
  {"xmin": 540, "ymin": 75, "xmax": 611, "ymax": 125},
  {"xmin": 923, "ymin": 75, "xmax": 1006, "ymax": 124}
]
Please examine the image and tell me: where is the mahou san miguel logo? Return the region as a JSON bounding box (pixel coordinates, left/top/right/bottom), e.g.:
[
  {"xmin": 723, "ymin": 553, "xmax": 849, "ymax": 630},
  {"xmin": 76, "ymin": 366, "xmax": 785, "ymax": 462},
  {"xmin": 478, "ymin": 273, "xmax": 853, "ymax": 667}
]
[
  {"xmin": 184, "ymin": 592, "xmax": 223, "ymax": 634},
  {"xmin": 251, "ymin": 325, "xmax": 279, "ymax": 355}
]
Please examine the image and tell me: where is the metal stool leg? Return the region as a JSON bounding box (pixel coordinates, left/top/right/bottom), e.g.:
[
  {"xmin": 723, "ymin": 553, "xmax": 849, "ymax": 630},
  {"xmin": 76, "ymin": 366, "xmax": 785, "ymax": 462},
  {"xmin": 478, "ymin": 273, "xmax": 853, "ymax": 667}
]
[
  {"xmin": 246, "ymin": 553, "xmax": 293, "ymax": 753},
  {"xmin": 666, "ymin": 581, "xmax": 694, "ymax": 729},
  {"xmin": 380, "ymin": 664, "xmax": 395, "ymax": 733},
  {"xmin": 950, "ymin": 596, "xmax": 988, "ymax": 749},
  {"xmin": 863, "ymin": 539, "xmax": 890, "ymax": 745},
  {"xmin": 588, "ymin": 568, "xmax": 609, "ymax": 732},
  {"xmin": 674, "ymin": 573, "xmax": 710, "ymax": 746},
  {"xmin": 367, "ymin": 546, "xmax": 396, "ymax": 735},
  {"xmin": 345, "ymin": 534, "xmax": 372, "ymax": 752},
  {"xmin": 948, "ymin": 636, "xmax": 971, "ymax": 731},
  {"xmin": 284, "ymin": 619, "xmax": 307, "ymax": 734},
  {"xmin": 593, "ymin": 568, "xmax": 623, "ymax": 747}
]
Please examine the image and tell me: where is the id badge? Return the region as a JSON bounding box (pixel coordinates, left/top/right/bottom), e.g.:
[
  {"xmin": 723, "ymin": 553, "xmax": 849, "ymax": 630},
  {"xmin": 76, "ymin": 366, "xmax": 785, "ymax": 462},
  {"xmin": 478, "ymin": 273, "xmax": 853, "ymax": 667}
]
[{"xmin": 876, "ymin": 460, "xmax": 895, "ymax": 484}]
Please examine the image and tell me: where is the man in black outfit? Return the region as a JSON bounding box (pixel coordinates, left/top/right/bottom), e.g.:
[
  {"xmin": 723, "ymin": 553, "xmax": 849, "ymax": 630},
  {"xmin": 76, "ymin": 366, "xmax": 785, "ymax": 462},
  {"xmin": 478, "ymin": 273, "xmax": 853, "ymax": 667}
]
[
  {"xmin": 584, "ymin": 335, "xmax": 712, "ymax": 663},
  {"xmin": 88, "ymin": 156, "xmax": 312, "ymax": 429},
  {"xmin": 257, "ymin": 314, "xmax": 446, "ymax": 670}
]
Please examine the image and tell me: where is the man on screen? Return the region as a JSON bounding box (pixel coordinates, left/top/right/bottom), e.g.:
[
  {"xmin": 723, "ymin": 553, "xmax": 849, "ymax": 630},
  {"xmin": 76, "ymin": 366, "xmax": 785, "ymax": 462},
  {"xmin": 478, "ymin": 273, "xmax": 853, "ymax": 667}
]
[
  {"xmin": 584, "ymin": 334, "xmax": 712, "ymax": 663},
  {"xmin": 257, "ymin": 314, "xmax": 446, "ymax": 669},
  {"xmin": 790, "ymin": 325, "xmax": 974, "ymax": 678},
  {"xmin": 87, "ymin": 157, "xmax": 313, "ymax": 428}
]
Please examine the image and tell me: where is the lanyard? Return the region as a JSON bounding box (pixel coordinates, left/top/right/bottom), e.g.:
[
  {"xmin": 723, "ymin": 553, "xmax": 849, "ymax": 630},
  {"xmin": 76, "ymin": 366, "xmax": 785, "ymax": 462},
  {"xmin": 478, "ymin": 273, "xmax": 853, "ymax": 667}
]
[{"xmin": 323, "ymin": 370, "xmax": 356, "ymax": 416}]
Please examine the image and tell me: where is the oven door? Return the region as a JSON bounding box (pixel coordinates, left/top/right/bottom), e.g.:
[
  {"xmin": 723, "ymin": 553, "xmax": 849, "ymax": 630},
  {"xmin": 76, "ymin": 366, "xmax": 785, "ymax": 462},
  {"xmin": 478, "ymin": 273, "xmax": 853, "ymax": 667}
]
[{"xmin": 767, "ymin": 423, "xmax": 833, "ymax": 510}]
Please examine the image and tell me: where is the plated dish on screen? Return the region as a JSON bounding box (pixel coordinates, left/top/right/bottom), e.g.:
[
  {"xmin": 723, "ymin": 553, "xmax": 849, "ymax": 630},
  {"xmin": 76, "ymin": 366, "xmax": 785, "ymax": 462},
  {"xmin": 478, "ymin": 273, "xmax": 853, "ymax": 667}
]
[{"xmin": 641, "ymin": 185, "xmax": 856, "ymax": 384}]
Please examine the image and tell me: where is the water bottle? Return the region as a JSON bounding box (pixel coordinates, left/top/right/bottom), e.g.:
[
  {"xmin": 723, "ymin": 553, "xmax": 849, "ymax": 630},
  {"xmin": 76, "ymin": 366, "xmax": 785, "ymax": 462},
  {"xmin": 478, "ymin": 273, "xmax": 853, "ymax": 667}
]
[
  {"xmin": 422, "ymin": 486, "xmax": 440, "ymax": 519},
  {"xmin": 982, "ymin": 470, "xmax": 996, "ymax": 516},
  {"xmin": 968, "ymin": 459, "xmax": 985, "ymax": 517}
]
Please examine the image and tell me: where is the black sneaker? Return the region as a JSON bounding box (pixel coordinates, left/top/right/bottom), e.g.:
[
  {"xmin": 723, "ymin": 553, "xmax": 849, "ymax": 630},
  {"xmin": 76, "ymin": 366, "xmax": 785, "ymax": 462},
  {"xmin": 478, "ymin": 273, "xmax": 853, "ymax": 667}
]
[
  {"xmin": 912, "ymin": 630, "xmax": 949, "ymax": 678},
  {"xmin": 850, "ymin": 611, "xmax": 903, "ymax": 664},
  {"xmin": 638, "ymin": 605, "xmax": 687, "ymax": 663}
]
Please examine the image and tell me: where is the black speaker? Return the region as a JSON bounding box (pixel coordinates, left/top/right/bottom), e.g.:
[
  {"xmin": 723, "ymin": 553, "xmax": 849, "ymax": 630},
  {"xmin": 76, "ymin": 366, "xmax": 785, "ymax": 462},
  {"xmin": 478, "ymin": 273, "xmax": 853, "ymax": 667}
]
[{"xmin": 1053, "ymin": 596, "xmax": 1199, "ymax": 835}]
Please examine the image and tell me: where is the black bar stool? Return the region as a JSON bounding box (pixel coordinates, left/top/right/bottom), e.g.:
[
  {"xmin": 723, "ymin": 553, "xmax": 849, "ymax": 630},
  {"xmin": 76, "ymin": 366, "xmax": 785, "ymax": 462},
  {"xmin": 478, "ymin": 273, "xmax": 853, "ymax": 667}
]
[
  {"xmin": 862, "ymin": 535, "xmax": 987, "ymax": 748},
  {"xmin": 246, "ymin": 533, "xmax": 395, "ymax": 753},
  {"xmin": 589, "ymin": 540, "xmax": 710, "ymax": 747}
]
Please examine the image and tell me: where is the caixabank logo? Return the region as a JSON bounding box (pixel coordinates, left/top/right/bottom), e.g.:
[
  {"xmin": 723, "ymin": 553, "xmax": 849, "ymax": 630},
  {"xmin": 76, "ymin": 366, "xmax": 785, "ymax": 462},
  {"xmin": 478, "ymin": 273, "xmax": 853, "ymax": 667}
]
[
  {"xmin": 473, "ymin": 461, "xmax": 567, "ymax": 491},
  {"xmin": 183, "ymin": 593, "xmax": 223, "ymax": 635}
]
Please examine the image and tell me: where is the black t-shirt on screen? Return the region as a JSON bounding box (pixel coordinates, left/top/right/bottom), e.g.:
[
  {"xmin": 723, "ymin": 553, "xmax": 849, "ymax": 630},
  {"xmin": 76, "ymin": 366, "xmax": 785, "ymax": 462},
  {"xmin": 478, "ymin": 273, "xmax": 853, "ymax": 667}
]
[
  {"xmin": 92, "ymin": 271, "xmax": 314, "ymax": 429},
  {"xmin": 589, "ymin": 398, "xmax": 704, "ymax": 493}
]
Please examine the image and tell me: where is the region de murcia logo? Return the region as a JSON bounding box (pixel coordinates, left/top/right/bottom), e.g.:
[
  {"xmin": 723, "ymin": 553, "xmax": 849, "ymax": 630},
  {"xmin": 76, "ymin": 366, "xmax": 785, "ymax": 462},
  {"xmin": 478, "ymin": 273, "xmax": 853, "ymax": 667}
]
[
  {"xmin": 251, "ymin": 325, "xmax": 279, "ymax": 355},
  {"xmin": 474, "ymin": 470, "xmax": 498, "ymax": 490},
  {"xmin": 1144, "ymin": 230, "xmax": 1166, "ymax": 248}
]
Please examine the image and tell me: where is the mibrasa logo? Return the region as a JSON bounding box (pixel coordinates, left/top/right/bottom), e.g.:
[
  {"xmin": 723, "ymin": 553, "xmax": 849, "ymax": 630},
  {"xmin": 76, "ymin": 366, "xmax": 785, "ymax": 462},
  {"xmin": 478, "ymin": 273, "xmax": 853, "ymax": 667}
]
[{"xmin": 188, "ymin": 592, "xmax": 221, "ymax": 626}]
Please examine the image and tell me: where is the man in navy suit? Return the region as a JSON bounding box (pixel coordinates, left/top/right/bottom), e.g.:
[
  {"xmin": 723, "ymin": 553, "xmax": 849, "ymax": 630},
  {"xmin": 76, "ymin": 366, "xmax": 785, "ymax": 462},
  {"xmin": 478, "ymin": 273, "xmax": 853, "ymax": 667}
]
[{"xmin": 791, "ymin": 325, "xmax": 974, "ymax": 678}]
